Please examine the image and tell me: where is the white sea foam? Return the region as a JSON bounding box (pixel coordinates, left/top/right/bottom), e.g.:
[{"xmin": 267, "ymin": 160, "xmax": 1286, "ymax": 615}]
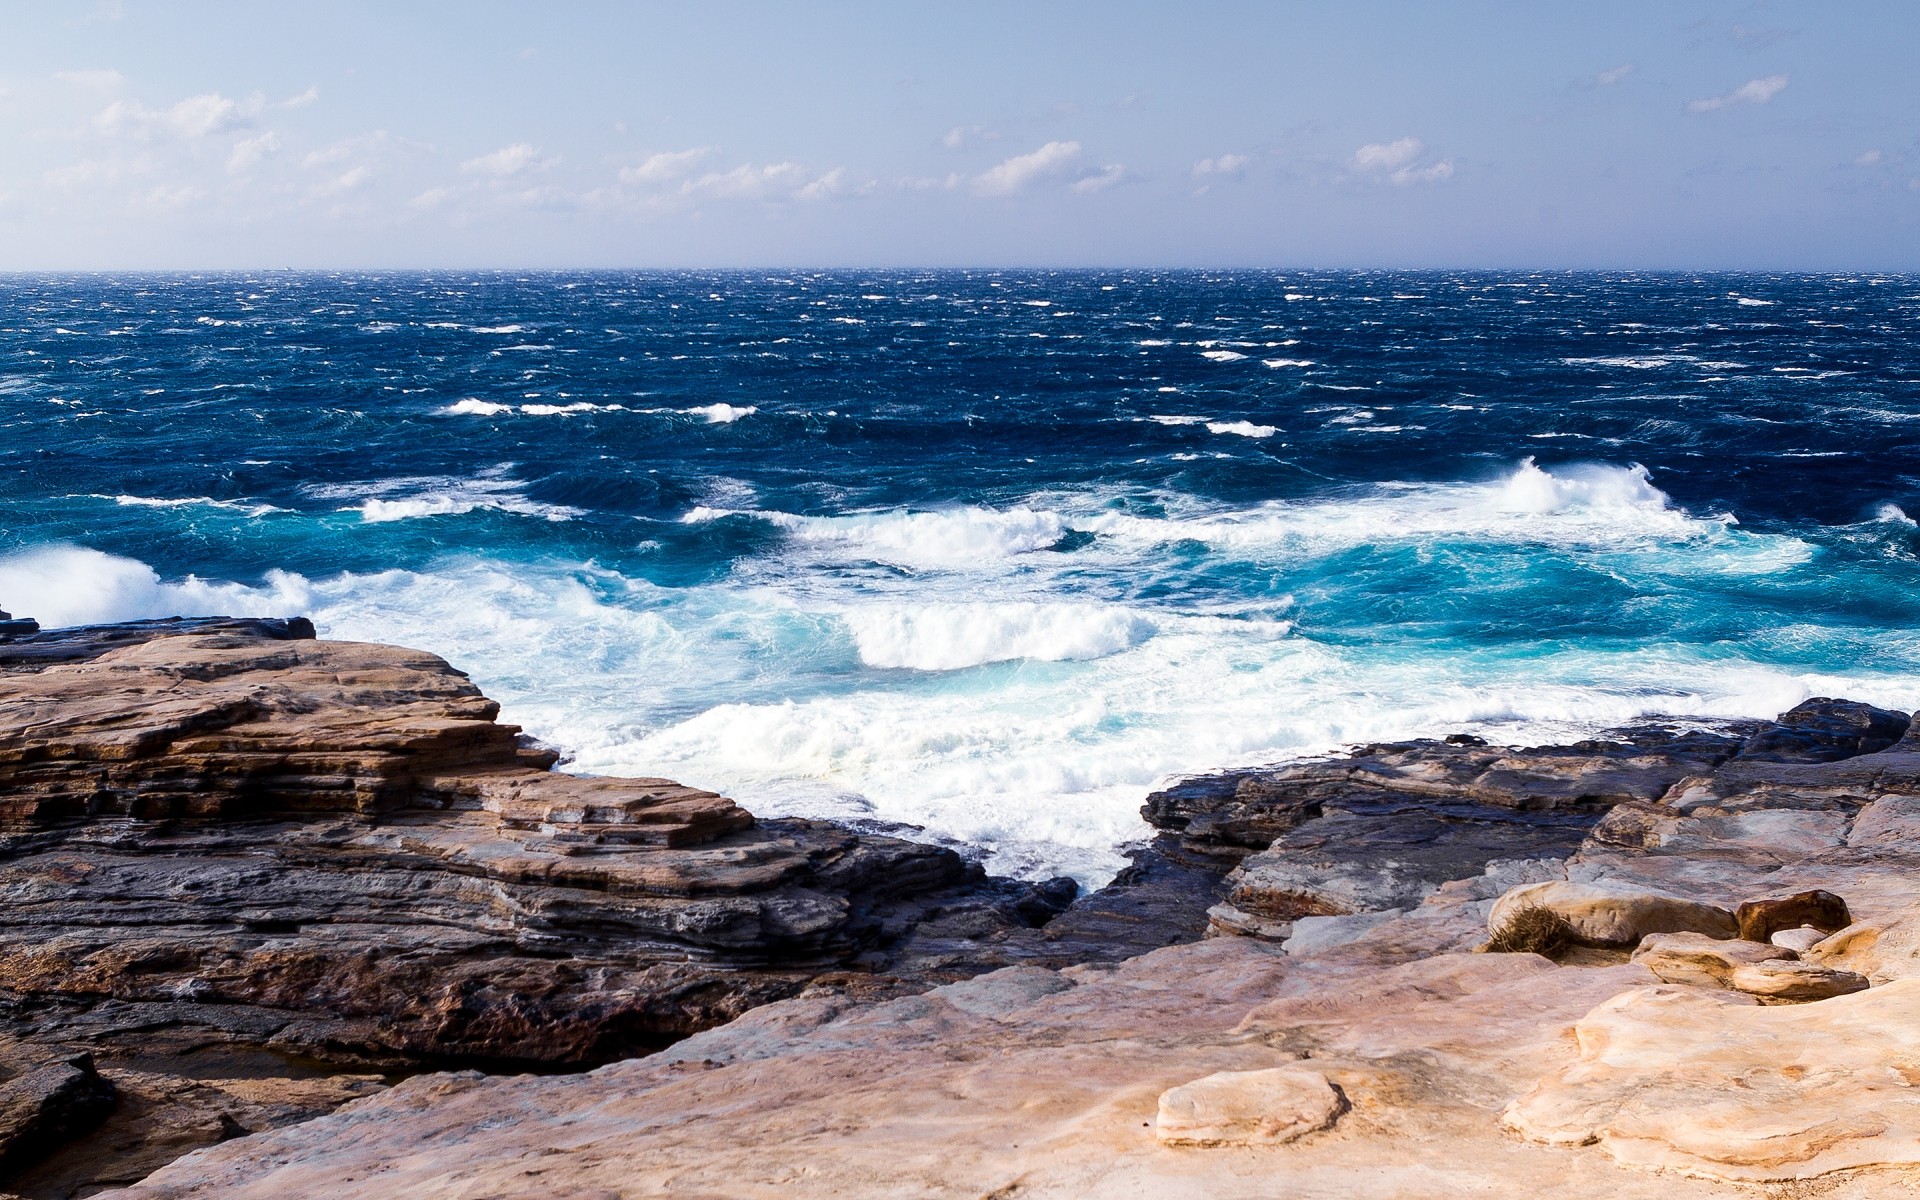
[
  {"xmin": 469, "ymin": 324, "xmax": 527, "ymax": 334},
  {"xmin": 1206, "ymin": 420, "xmax": 1278, "ymax": 439},
  {"xmin": 1562, "ymin": 354, "xmax": 1698, "ymax": 369},
  {"xmin": 1734, "ymin": 297, "xmax": 1776, "ymax": 307},
  {"xmin": 1263, "ymin": 358, "xmax": 1313, "ymax": 368},
  {"xmin": 684, "ymin": 403, "xmax": 758, "ymax": 423},
  {"xmin": 1200, "ymin": 349, "xmax": 1248, "ymax": 362},
  {"xmin": 686, "ymin": 504, "xmax": 1068, "ymax": 566},
  {"xmin": 310, "ymin": 473, "xmax": 582, "ymax": 524},
  {"xmin": 1146, "ymin": 414, "xmax": 1207, "ymax": 426},
  {"xmin": 100, "ymin": 494, "xmax": 282, "ymax": 518},
  {"xmin": 442, "ymin": 399, "xmax": 514, "ymax": 415},
  {"xmin": 843, "ymin": 601, "xmax": 1154, "ymax": 670},
  {"xmin": 0, "ymin": 544, "xmax": 313, "ymax": 629},
  {"xmin": 6, "ymin": 522, "xmax": 1915, "ymax": 887}
]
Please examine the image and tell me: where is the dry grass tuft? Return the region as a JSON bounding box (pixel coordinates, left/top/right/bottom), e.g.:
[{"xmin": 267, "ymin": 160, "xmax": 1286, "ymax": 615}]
[{"xmin": 1484, "ymin": 905, "xmax": 1576, "ymax": 958}]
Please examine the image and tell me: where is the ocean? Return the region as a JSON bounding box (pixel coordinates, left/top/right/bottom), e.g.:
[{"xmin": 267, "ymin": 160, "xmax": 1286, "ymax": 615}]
[{"xmin": 3, "ymin": 269, "xmax": 1918, "ymax": 885}]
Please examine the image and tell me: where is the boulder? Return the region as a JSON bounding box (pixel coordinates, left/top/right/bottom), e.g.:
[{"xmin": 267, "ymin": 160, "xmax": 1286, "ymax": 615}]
[
  {"xmin": 0, "ymin": 1052, "xmax": 115, "ymax": 1175},
  {"xmin": 1630, "ymin": 932, "xmax": 1793, "ymax": 988},
  {"xmin": 1154, "ymin": 1066, "xmax": 1344, "ymax": 1147},
  {"xmin": 1506, "ymin": 980, "xmax": 1920, "ymax": 1180},
  {"xmin": 1769, "ymin": 927, "xmax": 1827, "ymax": 953},
  {"xmin": 1735, "ymin": 890, "xmax": 1851, "ymax": 943},
  {"xmin": 1490, "ymin": 881, "xmax": 1736, "ymax": 948},
  {"xmin": 1726, "ymin": 959, "xmax": 1870, "ymax": 1003},
  {"xmin": 1632, "ymin": 933, "xmax": 1870, "ymax": 1002},
  {"xmin": 1731, "ymin": 698, "xmax": 1910, "ymax": 763}
]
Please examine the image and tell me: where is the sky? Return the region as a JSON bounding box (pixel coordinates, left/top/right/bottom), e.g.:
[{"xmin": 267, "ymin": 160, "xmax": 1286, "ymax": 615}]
[{"xmin": 1, "ymin": 0, "xmax": 1916, "ymax": 270}]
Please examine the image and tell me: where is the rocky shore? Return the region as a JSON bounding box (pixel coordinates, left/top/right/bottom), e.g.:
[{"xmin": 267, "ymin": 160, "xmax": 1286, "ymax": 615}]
[{"xmin": 6, "ymin": 613, "xmax": 1920, "ymax": 1195}]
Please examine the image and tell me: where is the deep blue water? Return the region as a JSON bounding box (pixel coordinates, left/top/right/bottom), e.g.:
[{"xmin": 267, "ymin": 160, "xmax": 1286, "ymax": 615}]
[{"xmin": 3, "ymin": 270, "xmax": 1919, "ymax": 881}]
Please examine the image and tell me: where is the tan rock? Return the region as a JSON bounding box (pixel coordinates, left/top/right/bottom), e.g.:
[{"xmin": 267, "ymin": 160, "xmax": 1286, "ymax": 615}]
[
  {"xmin": 1631, "ymin": 932, "xmax": 1793, "ymax": 989},
  {"xmin": 1490, "ymin": 881, "xmax": 1737, "ymax": 947},
  {"xmin": 1734, "ymin": 889, "xmax": 1851, "ymax": 943},
  {"xmin": 1770, "ymin": 926, "xmax": 1828, "ymax": 953},
  {"xmin": 1505, "ymin": 979, "xmax": 1920, "ymax": 1180},
  {"xmin": 1726, "ymin": 958, "xmax": 1870, "ymax": 1002},
  {"xmin": 1154, "ymin": 1066, "xmax": 1343, "ymax": 1146}
]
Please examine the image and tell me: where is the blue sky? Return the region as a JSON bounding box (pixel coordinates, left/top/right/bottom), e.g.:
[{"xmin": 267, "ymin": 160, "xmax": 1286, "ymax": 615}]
[{"xmin": 1, "ymin": 0, "xmax": 1915, "ymax": 269}]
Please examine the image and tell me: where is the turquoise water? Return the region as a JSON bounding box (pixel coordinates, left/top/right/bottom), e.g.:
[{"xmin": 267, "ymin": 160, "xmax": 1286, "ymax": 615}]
[{"xmin": 3, "ymin": 270, "xmax": 1918, "ymax": 882}]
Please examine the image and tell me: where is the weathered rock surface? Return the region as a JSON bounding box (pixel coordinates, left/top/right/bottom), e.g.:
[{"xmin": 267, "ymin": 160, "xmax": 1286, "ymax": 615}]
[
  {"xmin": 0, "ymin": 617, "xmax": 1126, "ymax": 1191},
  {"xmin": 1147, "ymin": 725, "xmax": 1758, "ymax": 939},
  {"xmin": 99, "ymin": 691, "xmax": 1920, "ymax": 1198},
  {"xmin": 1154, "ymin": 1065, "xmax": 1344, "ymax": 1146},
  {"xmin": 1504, "ymin": 980, "xmax": 1920, "ymax": 1180},
  {"xmin": 2, "ymin": 618, "xmax": 1913, "ymax": 1198},
  {"xmin": 1734, "ymin": 888, "xmax": 1851, "ymax": 942},
  {"xmin": 1492, "ymin": 881, "xmax": 1738, "ymax": 947}
]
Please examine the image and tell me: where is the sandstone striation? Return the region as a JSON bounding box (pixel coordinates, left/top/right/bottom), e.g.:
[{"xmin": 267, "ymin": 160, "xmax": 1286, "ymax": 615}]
[
  {"xmin": 0, "ymin": 616, "xmax": 1116, "ymax": 1190},
  {"xmin": 94, "ymin": 691, "xmax": 1920, "ymax": 1197},
  {"xmin": 8, "ymin": 615, "xmax": 1920, "ymax": 1198}
]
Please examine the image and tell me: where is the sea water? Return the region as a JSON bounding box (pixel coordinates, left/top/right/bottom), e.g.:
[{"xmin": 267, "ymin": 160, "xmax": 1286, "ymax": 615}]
[{"xmin": 3, "ymin": 270, "xmax": 1918, "ymax": 884}]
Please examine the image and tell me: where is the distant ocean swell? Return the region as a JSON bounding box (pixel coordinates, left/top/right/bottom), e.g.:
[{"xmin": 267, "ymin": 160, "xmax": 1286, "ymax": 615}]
[{"xmin": 3, "ymin": 271, "xmax": 1918, "ymax": 883}]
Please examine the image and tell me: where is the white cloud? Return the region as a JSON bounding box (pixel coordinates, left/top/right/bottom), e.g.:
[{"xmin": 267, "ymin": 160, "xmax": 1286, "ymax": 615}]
[
  {"xmin": 680, "ymin": 161, "xmax": 842, "ymax": 202},
  {"xmin": 227, "ymin": 131, "xmax": 278, "ymax": 173},
  {"xmin": 1352, "ymin": 138, "xmax": 1422, "ymax": 171},
  {"xmin": 462, "ymin": 142, "xmax": 551, "ymax": 176},
  {"xmin": 1688, "ymin": 74, "xmax": 1789, "ymax": 113},
  {"xmin": 1350, "ymin": 138, "xmax": 1454, "ymax": 185},
  {"xmin": 1855, "ymin": 149, "xmax": 1884, "ymax": 167},
  {"xmin": 974, "ymin": 141, "xmax": 1082, "ymax": 195},
  {"xmin": 942, "ymin": 124, "xmax": 999, "ymax": 149},
  {"xmin": 315, "ymin": 165, "xmax": 369, "ymax": 195},
  {"xmin": 54, "ymin": 69, "xmax": 126, "ymax": 89},
  {"xmin": 1193, "ymin": 153, "xmax": 1249, "ymax": 176},
  {"xmin": 95, "ymin": 92, "xmax": 245, "ymax": 139},
  {"xmin": 1392, "ymin": 161, "xmax": 1454, "ymax": 184},
  {"xmin": 275, "ymin": 85, "xmax": 320, "ymax": 110},
  {"xmin": 1593, "ymin": 64, "xmax": 1635, "ymax": 86},
  {"xmin": 618, "ymin": 147, "xmax": 712, "ymax": 184},
  {"xmin": 96, "ymin": 92, "xmax": 247, "ymax": 139},
  {"xmin": 1070, "ymin": 164, "xmax": 1125, "ymax": 193},
  {"xmin": 796, "ymin": 167, "xmax": 845, "ymax": 201}
]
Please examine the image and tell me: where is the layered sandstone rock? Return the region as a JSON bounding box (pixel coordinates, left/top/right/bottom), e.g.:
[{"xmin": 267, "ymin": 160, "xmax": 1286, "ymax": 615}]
[
  {"xmin": 6, "ymin": 620, "xmax": 1916, "ymax": 1199},
  {"xmin": 0, "ymin": 616, "xmax": 1103, "ymax": 1187},
  {"xmin": 102, "ymin": 694, "xmax": 1920, "ymax": 1197}
]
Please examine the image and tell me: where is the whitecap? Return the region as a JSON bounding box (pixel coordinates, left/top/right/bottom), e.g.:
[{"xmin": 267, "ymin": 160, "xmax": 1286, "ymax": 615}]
[
  {"xmin": 100, "ymin": 494, "xmax": 282, "ymax": 518},
  {"xmin": 1263, "ymin": 358, "xmax": 1313, "ymax": 368},
  {"xmin": 684, "ymin": 403, "xmax": 758, "ymax": 423},
  {"xmin": 842, "ymin": 601, "xmax": 1154, "ymax": 671},
  {"xmin": 1200, "ymin": 349, "xmax": 1248, "ymax": 362},
  {"xmin": 684, "ymin": 504, "xmax": 1067, "ymax": 567},
  {"xmin": 310, "ymin": 472, "xmax": 582, "ymax": 524},
  {"xmin": 1562, "ymin": 354, "xmax": 1699, "ymax": 369},
  {"xmin": 1206, "ymin": 420, "xmax": 1278, "ymax": 439}
]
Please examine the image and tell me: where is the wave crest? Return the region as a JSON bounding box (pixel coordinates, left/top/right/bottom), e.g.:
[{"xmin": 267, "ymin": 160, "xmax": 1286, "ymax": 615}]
[{"xmin": 844, "ymin": 601, "xmax": 1154, "ymax": 671}]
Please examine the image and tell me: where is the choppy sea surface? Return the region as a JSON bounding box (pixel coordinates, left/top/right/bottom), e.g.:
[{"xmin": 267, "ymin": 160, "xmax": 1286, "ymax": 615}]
[{"xmin": 3, "ymin": 270, "xmax": 1919, "ymax": 883}]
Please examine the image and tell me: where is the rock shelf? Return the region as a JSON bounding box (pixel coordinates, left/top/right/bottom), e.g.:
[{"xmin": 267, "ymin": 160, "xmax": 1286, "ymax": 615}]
[{"xmin": 7, "ymin": 615, "xmax": 1920, "ymax": 1196}]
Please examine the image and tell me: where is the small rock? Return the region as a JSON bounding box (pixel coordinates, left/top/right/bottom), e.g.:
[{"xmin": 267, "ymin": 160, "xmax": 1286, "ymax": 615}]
[
  {"xmin": 1490, "ymin": 881, "xmax": 1737, "ymax": 948},
  {"xmin": 1632, "ymin": 932, "xmax": 1794, "ymax": 989},
  {"xmin": 1728, "ymin": 959, "xmax": 1870, "ymax": 1003},
  {"xmin": 1769, "ymin": 926, "xmax": 1827, "ymax": 953},
  {"xmin": 1735, "ymin": 889, "xmax": 1851, "ymax": 943},
  {"xmin": 1155, "ymin": 1066, "xmax": 1344, "ymax": 1147}
]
